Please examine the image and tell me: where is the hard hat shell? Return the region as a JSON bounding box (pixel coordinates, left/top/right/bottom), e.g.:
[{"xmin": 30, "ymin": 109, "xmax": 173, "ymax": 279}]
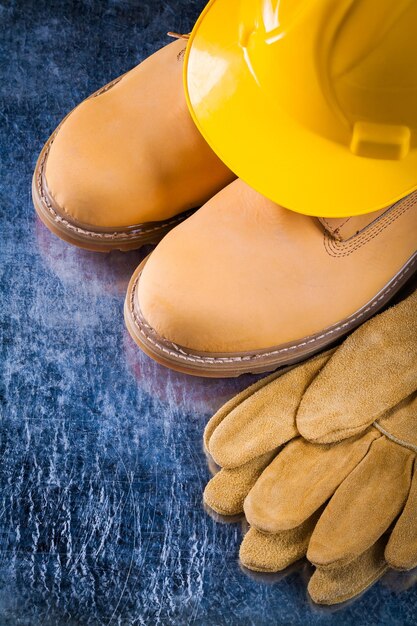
[{"xmin": 184, "ymin": 0, "xmax": 417, "ymax": 217}]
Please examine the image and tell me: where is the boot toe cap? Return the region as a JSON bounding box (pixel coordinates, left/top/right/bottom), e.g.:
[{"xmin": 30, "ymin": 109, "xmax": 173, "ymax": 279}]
[
  {"xmin": 137, "ymin": 214, "xmax": 277, "ymax": 354},
  {"xmin": 44, "ymin": 97, "xmax": 166, "ymax": 229}
]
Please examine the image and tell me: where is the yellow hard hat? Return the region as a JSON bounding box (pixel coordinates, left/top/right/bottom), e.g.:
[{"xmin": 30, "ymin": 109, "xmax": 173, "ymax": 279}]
[{"xmin": 184, "ymin": 0, "xmax": 417, "ymax": 217}]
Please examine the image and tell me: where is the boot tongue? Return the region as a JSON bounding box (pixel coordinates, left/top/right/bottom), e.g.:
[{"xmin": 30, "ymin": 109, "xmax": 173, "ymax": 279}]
[{"xmin": 318, "ymin": 209, "xmax": 388, "ymax": 241}]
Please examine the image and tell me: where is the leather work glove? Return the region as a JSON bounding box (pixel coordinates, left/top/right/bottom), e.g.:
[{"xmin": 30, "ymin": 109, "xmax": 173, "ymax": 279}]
[
  {"xmin": 203, "ymin": 289, "xmax": 417, "ymax": 605},
  {"xmin": 243, "ymin": 392, "xmax": 417, "ymax": 597},
  {"xmin": 205, "ymin": 452, "xmax": 390, "ymax": 605}
]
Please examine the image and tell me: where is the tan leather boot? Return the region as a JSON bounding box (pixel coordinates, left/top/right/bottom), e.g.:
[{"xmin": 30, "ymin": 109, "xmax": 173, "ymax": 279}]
[
  {"xmin": 32, "ymin": 39, "xmax": 234, "ymax": 251},
  {"xmin": 124, "ymin": 179, "xmax": 417, "ymax": 377}
]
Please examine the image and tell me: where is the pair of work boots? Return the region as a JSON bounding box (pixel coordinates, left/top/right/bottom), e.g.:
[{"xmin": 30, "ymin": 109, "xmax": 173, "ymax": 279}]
[{"xmin": 33, "ymin": 39, "xmax": 417, "ymax": 377}]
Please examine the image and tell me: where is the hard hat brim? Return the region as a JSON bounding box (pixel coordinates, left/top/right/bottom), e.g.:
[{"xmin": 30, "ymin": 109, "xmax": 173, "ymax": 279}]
[{"xmin": 184, "ymin": 0, "xmax": 417, "ymax": 217}]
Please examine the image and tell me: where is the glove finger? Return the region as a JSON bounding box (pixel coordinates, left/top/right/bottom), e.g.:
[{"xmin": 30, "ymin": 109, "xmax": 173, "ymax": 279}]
[
  {"xmin": 308, "ymin": 437, "xmax": 414, "ymax": 568},
  {"xmin": 204, "ymin": 370, "xmax": 285, "ymax": 453},
  {"xmin": 203, "ymin": 357, "xmax": 321, "ymax": 453},
  {"xmin": 204, "ymin": 449, "xmax": 279, "ymax": 516},
  {"xmin": 308, "ymin": 537, "xmax": 388, "ymax": 606},
  {"xmin": 244, "ymin": 430, "xmax": 378, "ymax": 533},
  {"xmin": 240, "ymin": 511, "xmax": 320, "ymax": 573},
  {"xmin": 386, "ymin": 464, "xmax": 417, "ymax": 570},
  {"xmin": 208, "ymin": 351, "xmax": 333, "ymax": 468},
  {"xmin": 297, "ymin": 291, "xmax": 417, "ymax": 444}
]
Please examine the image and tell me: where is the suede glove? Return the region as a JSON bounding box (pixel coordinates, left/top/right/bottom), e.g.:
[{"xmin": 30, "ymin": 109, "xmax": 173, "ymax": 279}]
[
  {"xmin": 245, "ymin": 391, "xmax": 417, "ymax": 569},
  {"xmin": 205, "ymin": 289, "xmax": 416, "ymax": 472},
  {"xmin": 203, "ymin": 290, "xmax": 417, "ymax": 605},
  {"xmin": 205, "ymin": 454, "xmax": 390, "ymax": 605}
]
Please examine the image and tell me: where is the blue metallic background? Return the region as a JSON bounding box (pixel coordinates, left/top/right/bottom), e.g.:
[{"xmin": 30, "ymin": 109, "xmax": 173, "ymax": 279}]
[{"xmin": 1, "ymin": 0, "xmax": 416, "ymax": 623}]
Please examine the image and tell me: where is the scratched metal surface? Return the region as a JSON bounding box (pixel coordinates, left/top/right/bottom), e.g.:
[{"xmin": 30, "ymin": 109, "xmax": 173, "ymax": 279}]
[{"xmin": 1, "ymin": 0, "xmax": 417, "ymax": 624}]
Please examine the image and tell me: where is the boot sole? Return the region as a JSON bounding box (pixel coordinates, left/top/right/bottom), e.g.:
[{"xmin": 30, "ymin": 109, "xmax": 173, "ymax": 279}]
[
  {"xmin": 32, "ymin": 76, "xmax": 194, "ymax": 253},
  {"xmin": 124, "ymin": 253, "xmax": 417, "ymax": 377}
]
